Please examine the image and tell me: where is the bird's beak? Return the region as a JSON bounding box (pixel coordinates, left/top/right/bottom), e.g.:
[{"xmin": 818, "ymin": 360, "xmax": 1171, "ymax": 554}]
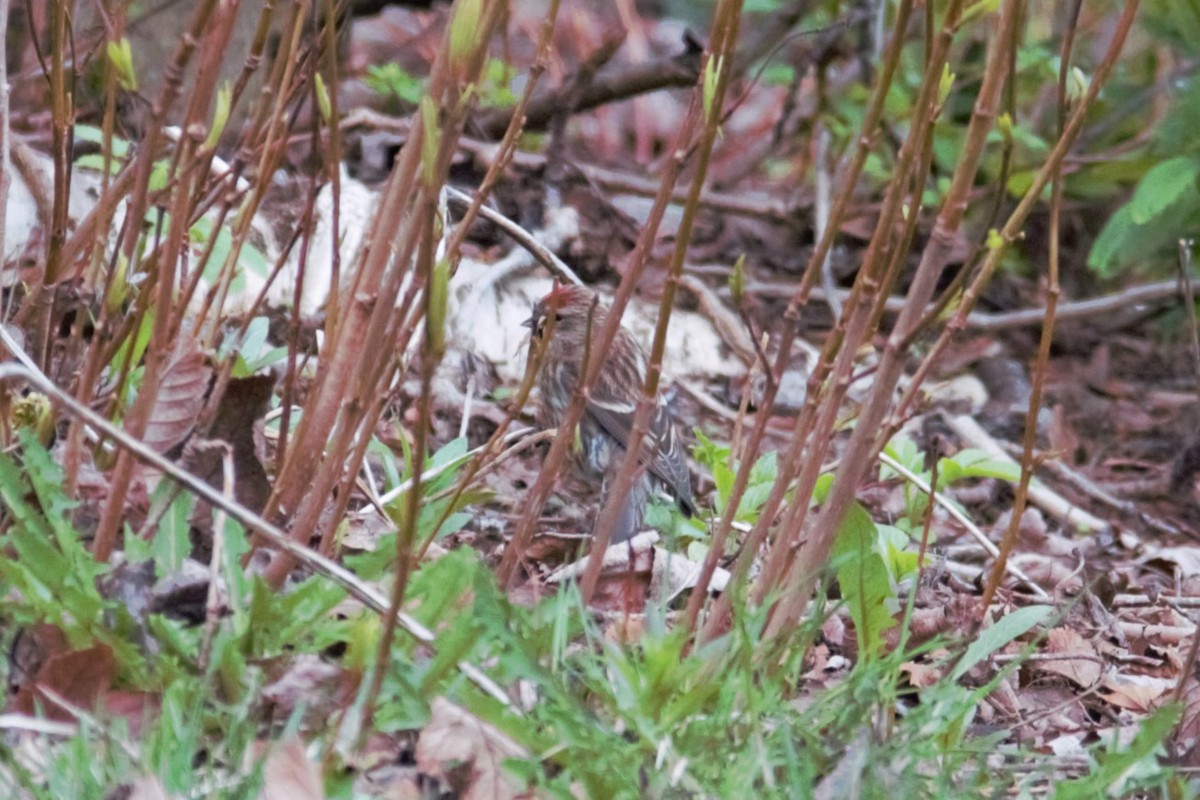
[{"xmin": 523, "ymin": 307, "xmax": 540, "ymax": 336}]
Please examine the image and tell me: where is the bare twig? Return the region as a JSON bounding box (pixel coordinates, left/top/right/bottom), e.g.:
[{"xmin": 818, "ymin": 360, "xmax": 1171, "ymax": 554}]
[
  {"xmin": 444, "ymin": 186, "xmax": 581, "ymax": 286},
  {"xmin": 91, "ymin": 0, "xmax": 227, "ymax": 562},
  {"xmin": 375, "ymin": 427, "xmax": 543, "ymax": 507},
  {"xmin": 981, "ymin": 0, "xmax": 1081, "ymax": 612},
  {"xmin": 473, "ymin": 1, "xmax": 824, "ymax": 137},
  {"xmin": 361, "ymin": 0, "xmax": 512, "ymax": 728},
  {"xmin": 343, "ymin": 110, "xmax": 814, "ymax": 224},
  {"xmin": 1172, "ymin": 239, "xmax": 1200, "ymax": 714},
  {"xmin": 1178, "ymin": 240, "xmax": 1200, "ymax": 410},
  {"xmin": 737, "ymin": 276, "xmax": 1200, "ymax": 332},
  {"xmin": 0, "ymin": 0, "xmax": 9, "ymax": 287},
  {"xmin": 814, "ymin": 125, "xmax": 841, "ymax": 320},
  {"xmin": 764, "ymin": 0, "xmax": 967, "ymax": 638},
  {"xmin": 887, "ymin": 0, "xmax": 1140, "ymax": 443}
]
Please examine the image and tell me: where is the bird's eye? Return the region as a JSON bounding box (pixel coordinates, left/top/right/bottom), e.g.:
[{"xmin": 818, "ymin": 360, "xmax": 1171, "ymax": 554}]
[{"xmin": 554, "ymin": 313, "xmax": 564, "ymax": 323}]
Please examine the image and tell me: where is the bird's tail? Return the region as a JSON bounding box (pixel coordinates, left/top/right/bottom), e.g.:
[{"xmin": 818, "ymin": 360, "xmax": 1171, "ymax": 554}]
[{"xmin": 598, "ymin": 471, "xmax": 650, "ymax": 545}]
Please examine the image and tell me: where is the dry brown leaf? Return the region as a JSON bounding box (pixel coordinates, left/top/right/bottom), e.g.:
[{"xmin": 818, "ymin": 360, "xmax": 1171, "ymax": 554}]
[
  {"xmin": 354, "ymin": 766, "xmax": 423, "ymax": 800},
  {"xmin": 1047, "ymin": 404, "xmax": 1081, "ymax": 464},
  {"xmin": 1017, "ymin": 684, "xmax": 1087, "ymax": 738},
  {"xmin": 1100, "ymin": 673, "xmax": 1172, "ymax": 712},
  {"xmin": 416, "ymin": 697, "xmax": 529, "ymax": 800},
  {"xmin": 546, "ymin": 533, "xmax": 657, "ymax": 614},
  {"xmin": 1140, "ymin": 546, "xmax": 1200, "ymax": 595},
  {"xmin": 143, "ymin": 342, "xmax": 212, "ymax": 454},
  {"xmin": 900, "ymin": 661, "xmax": 943, "ymax": 688},
  {"xmin": 261, "ymin": 654, "xmax": 353, "ymax": 724},
  {"xmin": 185, "ymin": 374, "xmax": 275, "ymax": 521},
  {"xmin": 258, "ymin": 737, "xmax": 324, "ymax": 800},
  {"xmin": 103, "ymin": 690, "xmax": 159, "ymax": 738},
  {"xmin": 10, "ymin": 642, "xmax": 115, "ymax": 722},
  {"xmin": 1036, "ymin": 627, "xmax": 1103, "ymax": 687}
]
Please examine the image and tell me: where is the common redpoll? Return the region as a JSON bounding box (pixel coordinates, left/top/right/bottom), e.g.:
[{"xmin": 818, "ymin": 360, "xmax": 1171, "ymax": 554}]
[{"xmin": 525, "ymin": 285, "xmax": 697, "ymax": 544}]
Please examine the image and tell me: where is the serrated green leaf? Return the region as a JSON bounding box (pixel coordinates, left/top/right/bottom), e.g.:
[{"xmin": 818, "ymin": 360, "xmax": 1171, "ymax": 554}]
[{"xmin": 831, "ymin": 502, "xmax": 895, "ymax": 659}]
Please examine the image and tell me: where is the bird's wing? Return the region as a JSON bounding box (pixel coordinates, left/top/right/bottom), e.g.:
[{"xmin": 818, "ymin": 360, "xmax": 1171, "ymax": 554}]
[{"xmin": 587, "ymin": 377, "xmax": 695, "ymax": 516}]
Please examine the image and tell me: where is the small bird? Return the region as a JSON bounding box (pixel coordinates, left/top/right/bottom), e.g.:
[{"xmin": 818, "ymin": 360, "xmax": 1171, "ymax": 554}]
[{"xmin": 524, "ymin": 284, "xmax": 697, "ymax": 544}]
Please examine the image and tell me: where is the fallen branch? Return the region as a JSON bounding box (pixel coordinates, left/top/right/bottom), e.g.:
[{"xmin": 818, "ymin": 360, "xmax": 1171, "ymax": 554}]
[
  {"xmin": 737, "ymin": 276, "xmax": 1200, "ymax": 332},
  {"xmin": 473, "ymin": 0, "xmax": 827, "ymax": 137}
]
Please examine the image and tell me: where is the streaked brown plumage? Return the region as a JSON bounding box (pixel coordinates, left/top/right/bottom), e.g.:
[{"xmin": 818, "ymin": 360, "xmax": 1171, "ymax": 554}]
[{"xmin": 525, "ymin": 285, "xmax": 696, "ymax": 544}]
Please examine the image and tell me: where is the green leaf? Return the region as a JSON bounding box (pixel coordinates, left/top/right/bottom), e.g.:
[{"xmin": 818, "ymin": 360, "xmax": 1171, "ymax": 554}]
[
  {"xmin": 937, "ymin": 449, "xmax": 1020, "ymax": 486},
  {"xmin": 149, "ymin": 160, "xmax": 171, "ymax": 193},
  {"xmin": 110, "ymin": 309, "xmax": 156, "ymax": 391},
  {"xmin": 1087, "ymin": 203, "xmax": 1136, "ymax": 277},
  {"xmin": 75, "ymin": 153, "xmax": 123, "ymax": 175},
  {"xmin": 425, "ymin": 436, "xmax": 469, "ymax": 493},
  {"xmin": 703, "ymin": 55, "xmax": 723, "ymax": 123},
  {"xmin": 428, "ymin": 257, "xmax": 450, "ymax": 356},
  {"xmin": 1155, "ymin": 70, "xmax": 1200, "ymax": 152},
  {"xmin": 1088, "ymin": 176, "xmax": 1200, "ymax": 278},
  {"xmin": 882, "ymin": 436, "xmax": 923, "ymax": 477},
  {"xmin": 219, "ymin": 519, "xmax": 252, "ymax": 621},
  {"xmin": 151, "ymin": 488, "xmax": 193, "ymax": 578},
  {"xmin": 760, "ymin": 63, "xmax": 794, "ymax": 87},
  {"xmin": 950, "ymin": 605, "xmax": 1052, "ymax": 681},
  {"xmin": 878, "ymin": 524, "xmax": 919, "ymax": 579},
  {"xmin": 479, "ymin": 58, "xmax": 517, "ymax": 108},
  {"xmin": 831, "ymin": 502, "xmax": 895, "ymax": 659},
  {"xmin": 1126, "ymin": 155, "xmax": 1200, "ymax": 225},
  {"xmin": 0, "ymin": 436, "xmax": 119, "ymax": 653},
  {"xmin": 74, "ymin": 124, "xmax": 131, "ymax": 157},
  {"xmin": 937, "ymin": 64, "xmax": 955, "ymax": 106},
  {"xmin": 691, "ymin": 429, "xmax": 730, "ymax": 472},
  {"xmin": 365, "ymin": 64, "xmax": 425, "ymax": 106},
  {"xmin": 961, "ymin": 0, "xmax": 1000, "ymax": 25},
  {"xmin": 104, "ymin": 252, "xmax": 129, "ymax": 316},
  {"xmin": 711, "ymin": 461, "xmax": 734, "ymax": 514}
]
